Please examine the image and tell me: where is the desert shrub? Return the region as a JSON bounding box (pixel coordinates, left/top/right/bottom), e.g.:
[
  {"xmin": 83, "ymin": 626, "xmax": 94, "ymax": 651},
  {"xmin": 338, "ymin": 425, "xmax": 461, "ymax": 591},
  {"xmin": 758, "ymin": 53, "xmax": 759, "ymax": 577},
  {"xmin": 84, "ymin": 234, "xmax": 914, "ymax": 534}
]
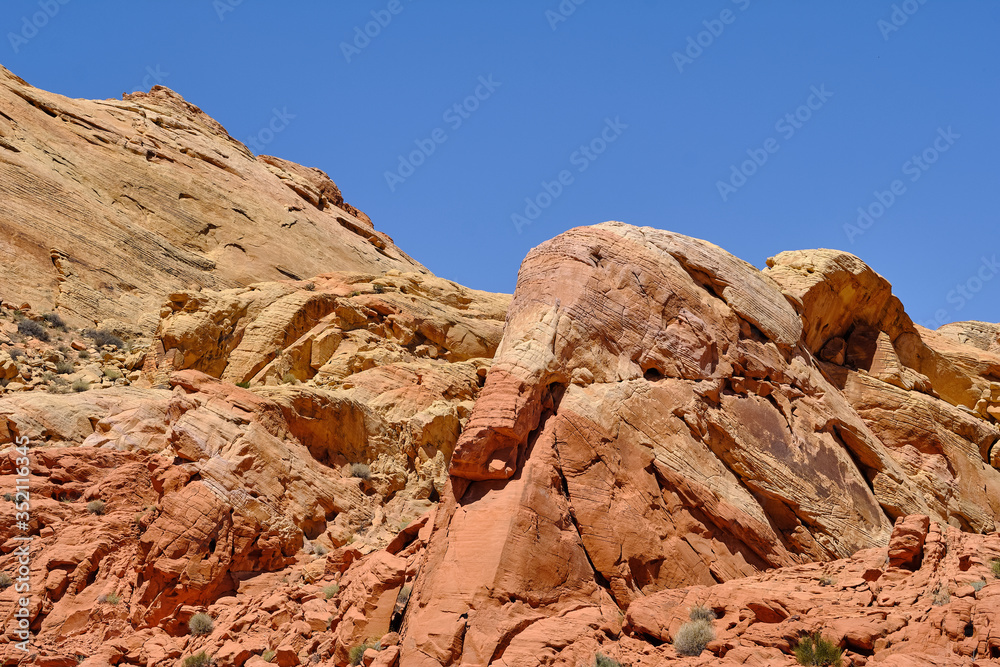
[
  {"xmin": 83, "ymin": 329, "xmax": 125, "ymax": 349},
  {"xmin": 189, "ymin": 612, "xmax": 214, "ymax": 636},
  {"xmin": 262, "ymin": 649, "xmax": 276, "ymax": 662},
  {"xmin": 55, "ymin": 360, "xmax": 74, "ymax": 374},
  {"xmin": 72, "ymin": 379, "xmax": 90, "ymax": 393},
  {"xmin": 323, "ymin": 583, "xmax": 340, "ymax": 599},
  {"xmin": 991, "ymin": 559, "xmax": 1000, "ymax": 579},
  {"xmin": 281, "ymin": 372, "xmax": 298, "ymax": 384},
  {"xmin": 77, "ymin": 350, "xmax": 90, "ymax": 359},
  {"xmin": 594, "ymin": 654, "xmax": 622, "ymax": 667},
  {"xmin": 103, "ymin": 367, "xmax": 123, "ymax": 380},
  {"xmin": 818, "ymin": 575, "xmax": 835, "ymax": 587},
  {"xmin": 373, "ymin": 283, "xmax": 386, "ymax": 294},
  {"xmin": 8, "ymin": 348, "xmax": 25, "ymax": 359},
  {"xmin": 794, "ymin": 632, "xmax": 843, "ymax": 666},
  {"xmin": 236, "ymin": 381, "xmax": 251, "ymax": 389},
  {"xmin": 348, "ymin": 643, "xmax": 373, "ymax": 666},
  {"xmin": 87, "ymin": 500, "xmax": 106, "ymax": 515},
  {"xmin": 17, "ymin": 319, "xmax": 48, "ymax": 341},
  {"xmin": 674, "ymin": 619, "xmax": 714, "ymax": 657},
  {"xmin": 103, "ymin": 592, "xmax": 121, "ymax": 605},
  {"xmin": 931, "ymin": 582, "xmax": 950, "ymax": 606},
  {"xmin": 2, "ymin": 493, "xmax": 13, "ymax": 502},
  {"xmin": 0, "ymin": 572, "xmax": 12, "ymax": 589},
  {"xmin": 312, "ymin": 542, "xmax": 328, "ymax": 556},
  {"xmin": 42, "ymin": 312, "xmax": 66, "ymax": 329},
  {"xmin": 972, "ymin": 579, "xmax": 987, "ymax": 592},
  {"xmin": 351, "ymin": 463, "xmax": 371, "ymax": 480},
  {"xmin": 397, "ymin": 585, "xmax": 413, "ymax": 608},
  {"xmin": 183, "ymin": 652, "xmax": 212, "ymax": 667},
  {"xmin": 689, "ymin": 604, "xmax": 716, "ymax": 622}
]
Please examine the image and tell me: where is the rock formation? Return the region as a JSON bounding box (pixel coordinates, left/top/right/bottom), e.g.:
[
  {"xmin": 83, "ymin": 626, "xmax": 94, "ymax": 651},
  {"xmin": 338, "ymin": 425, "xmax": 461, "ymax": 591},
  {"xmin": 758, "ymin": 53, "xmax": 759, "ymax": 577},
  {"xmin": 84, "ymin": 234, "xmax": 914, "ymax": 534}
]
[{"xmin": 2, "ymin": 72, "xmax": 1000, "ymax": 667}]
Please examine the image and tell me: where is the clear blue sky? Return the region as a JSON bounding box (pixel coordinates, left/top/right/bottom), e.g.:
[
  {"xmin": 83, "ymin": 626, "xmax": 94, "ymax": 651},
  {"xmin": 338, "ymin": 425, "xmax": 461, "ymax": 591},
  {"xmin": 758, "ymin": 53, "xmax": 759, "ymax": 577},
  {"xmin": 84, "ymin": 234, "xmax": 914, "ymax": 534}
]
[{"xmin": 4, "ymin": 1, "xmax": 999, "ymax": 328}]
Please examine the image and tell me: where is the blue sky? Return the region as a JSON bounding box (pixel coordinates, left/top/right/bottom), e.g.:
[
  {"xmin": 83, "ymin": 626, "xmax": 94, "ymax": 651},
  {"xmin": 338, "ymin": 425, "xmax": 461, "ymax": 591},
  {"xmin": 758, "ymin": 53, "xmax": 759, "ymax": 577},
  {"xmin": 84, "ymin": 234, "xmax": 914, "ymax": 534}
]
[{"xmin": 4, "ymin": 1, "xmax": 999, "ymax": 328}]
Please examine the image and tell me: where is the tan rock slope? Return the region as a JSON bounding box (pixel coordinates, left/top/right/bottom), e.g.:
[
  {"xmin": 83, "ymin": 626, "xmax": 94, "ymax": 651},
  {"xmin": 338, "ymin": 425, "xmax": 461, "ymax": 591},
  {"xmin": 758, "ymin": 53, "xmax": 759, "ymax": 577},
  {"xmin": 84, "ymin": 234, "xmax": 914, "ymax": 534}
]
[{"xmin": 0, "ymin": 65, "xmax": 423, "ymax": 332}]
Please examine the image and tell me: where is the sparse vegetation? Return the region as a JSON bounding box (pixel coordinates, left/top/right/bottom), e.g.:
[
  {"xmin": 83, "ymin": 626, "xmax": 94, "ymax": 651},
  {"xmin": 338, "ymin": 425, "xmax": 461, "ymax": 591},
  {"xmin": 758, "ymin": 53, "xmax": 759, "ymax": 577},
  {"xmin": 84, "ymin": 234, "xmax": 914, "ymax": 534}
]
[
  {"xmin": 99, "ymin": 592, "xmax": 121, "ymax": 605},
  {"xmin": 312, "ymin": 542, "xmax": 328, "ymax": 556},
  {"xmin": 262, "ymin": 649, "xmax": 276, "ymax": 663},
  {"xmin": 397, "ymin": 584, "xmax": 412, "ymax": 607},
  {"xmin": 674, "ymin": 619, "xmax": 714, "ymax": 657},
  {"xmin": 991, "ymin": 559, "xmax": 1000, "ymax": 579},
  {"xmin": 78, "ymin": 350, "xmax": 90, "ymax": 360},
  {"xmin": 183, "ymin": 651, "xmax": 212, "ymax": 667},
  {"xmin": 931, "ymin": 582, "xmax": 951, "ymax": 606},
  {"xmin": 281, "ymin": 372, "xmax": 298, "ymax": 384},
  {"xmin": 351, "ymin": 463, "xmax": 372, "ymax": 480},
  {"xmin": 0, "ymin": 572, "xmax": 12, "ymax": 589},
  {"xmin": 83, "ymin": 328, "xmax": 125, "ymax": 349},
  {"xmin": 55, "ymin": 360, "xmax": 74, "ymax": 374},
  {"xmin": 794, "ymin": 632, "xmax": 843, "ymax": 666},
  {"xmin": 818, "ymin": 575, "xmax": 835, "ymax": 587},
  {"xmin": 17, "ymin": 319, "xmax": 49, "ymax": 341},
  {"xmin": 87, "ymin": 500, "xmax": 106, "ymax": 515},
  {"xmin": 3, "ymin": 493, "xmax": 14, "ymax": 502},
  {"xmin": 189, "ymin": 612, "xmax": 214, "ymax": 636},
  {"xmin": 323, "ymin": 583, "xmax": 340, "ymax": 599},
  {"xmin": 373, "ymin": 283, "xmax": 386, "ymax": 294},
  {"xmin": 42, "ymin": 312, "xmax": 66, "ymax": 329},
  {"xmin": 594, "ymin": 654, "xmax": 623, "ymax": 667},
  {"xmin": 688, "ymin": 604, "xmax": 716, "ymax": 622},
  {"xmin": 972, "ymin": 579, "xmax": 987, "ymax": 592},
  {"xmin": 103, "ymin": 367, "xmax": 123, "ymax": 380},
  {"xmin": 348, "ymin": 643, "xmax": 373, "ymax": 666},
  {"xmin": 8, "ymin": 348, "xmax": 25, "ymax": 360},
  {"xmin": 72, "ymin": 379, "xmax": 90, "ymax": 393},
  {"xmin": 236, "ymin": 381, "xmax": 251, "ymax": 389}
]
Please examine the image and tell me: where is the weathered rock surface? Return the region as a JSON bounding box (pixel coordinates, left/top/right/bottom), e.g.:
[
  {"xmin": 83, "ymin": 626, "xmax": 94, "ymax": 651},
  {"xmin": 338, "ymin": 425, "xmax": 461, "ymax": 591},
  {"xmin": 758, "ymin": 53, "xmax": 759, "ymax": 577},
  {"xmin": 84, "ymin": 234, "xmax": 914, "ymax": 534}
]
[
  {"xmin": 403, "ymin": 223, "xmax": 1000, "ymax": 665},
  {"xmin": 0, "ymin": 65, "xmax": 423, "ymax": 332}
]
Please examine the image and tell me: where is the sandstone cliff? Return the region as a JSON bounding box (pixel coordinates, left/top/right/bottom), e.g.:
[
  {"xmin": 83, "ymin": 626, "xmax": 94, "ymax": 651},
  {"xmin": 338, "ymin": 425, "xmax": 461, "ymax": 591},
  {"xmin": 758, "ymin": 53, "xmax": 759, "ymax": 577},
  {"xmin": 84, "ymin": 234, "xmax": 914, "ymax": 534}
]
[{"xmin": 0, "ymin": 65, "xmax": 423, "ymax": 333}]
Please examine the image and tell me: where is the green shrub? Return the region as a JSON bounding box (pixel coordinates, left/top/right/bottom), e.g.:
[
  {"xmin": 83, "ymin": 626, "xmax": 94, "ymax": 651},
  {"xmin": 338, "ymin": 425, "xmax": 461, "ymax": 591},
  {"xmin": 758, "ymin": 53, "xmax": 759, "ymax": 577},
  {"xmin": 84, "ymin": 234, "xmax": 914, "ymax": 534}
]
[
  {"xmin": 55, "ymin": 360, "xmax": 74, "ymax": 374},
  {"xmin": 104, "ymin": 592, "xmax": 121, "ymax": 605},
  {"xmin": 262, "ymin": 649, "xmax": 276, "ymax": 663},
  {"xmin": 87, "ymin": 500, "xmax": 106, "ymax": 515},
  {"xmin": 351, "ymin": 463, "xmax": 371, "ymax": 480},
  {"xmin": 281, "ymin": 372, "xmax": 299, "ymax": 385},
  {"xmin": 77, "ymin": 350, "xmax": 90, "ymax": 360},
  {"xmin": 972, "ymin": 579, "xmax": 987, "ymax": 592},
  {"xmin": 72, "ymin": 379, "xmax": 90, "ymax": 393},
  {"xmin": 674, "ymin": 619, "xmax": 714, "ymax": 657},
  {"xmin": 236, "ymin": 381, "xmax": 251, "ymax": 389},
  {"xmin": 0, "ymin": 572, "xmax": 12, "ymax": 589},
  {"xmin": 189, "ymin": 612, "xmax": 214, "ymax": 636},
  {"xmin": 794, "ymin": 632, "xmax": 843, "ymax": 666},
  {"xmin": 348, "ymin": 643, "xmax": 372, "ymax": 666},
  {"xmin": 18, "ymin": 319, "xmax": 49, "ymax": 341},
  {"xmin": 688, "ymin": 604, "xmax": 716, "ymax": 622},
  {"xmin": 323, "ymin": 583, "xmax": 340, "ymax": 599},
  {"xmin": 183, "ymin": 651, "xmax": 212, "ymax": 667},
  {"xmin": 991, "ymin": 559, "xmax": 1000, "ymax": 579},
  {"xmin": 103, "ymin": 367, "xmax": 123, "ymax": 380},
  {"xmin": 594, "ymin": 653, "xmax": 622, "ymax": 667}
]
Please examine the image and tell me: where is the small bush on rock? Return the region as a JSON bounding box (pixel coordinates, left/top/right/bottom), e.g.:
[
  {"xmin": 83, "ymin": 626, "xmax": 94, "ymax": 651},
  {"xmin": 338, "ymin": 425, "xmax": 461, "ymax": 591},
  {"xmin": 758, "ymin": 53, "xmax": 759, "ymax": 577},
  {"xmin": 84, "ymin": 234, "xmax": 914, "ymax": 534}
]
[
  {"xmin": 594, "ymin": 653, "xmax": 623, "ymax": 667},
  {"xmin": 688, "ymin": 604, "xmax": 716, "ymax": 622},
  {"xmin": 55, "ymin": 360, "xmax": 74, "ymax": 374},
  {"xmin": 87, "ymin": 500, "xmax": 106, "ymax": 515},
  {"xmin": 83, "ymin": 329, "xmax": 125, "ymax": 349},
  {"xmin": 183, "ymin": 652, "xmax": 212, "ymax": 667},
  {"xmin": 323, "ymin": 583, "xmax": 340, "ymax": 599},
  {"xmin": 0, "ymin": 572, "xmax": 12, "ymax": 589},
  {"xmin": 189, "ymin": 612, "xmax": 214, "ymax": 636},
  {"xmin": 674, "ymin": 619, "xmax": 714, "ymax": 657},
  {"xmin": 349, "ymin": 643, "xmax": 373, "ymax": 666},
  {"xmin": 351, "ymin": 463, "xmax": 371, "ymax": 480},
  {"xmin": 72, "ymin": 379, "xmax": 90, "ymax": 393},
  {"xmin": 794, "ymin": 632, "xmax": 843, "ymax": 666},
  {"xmin": 991, "ymin": 559, "xmax": 1000, "ymax": 579},
  {"xmin": 262, "ymin": 650, "xmax": 276, "ymax": 663},
  {"xmin": 42, "ymin": 312, "xmax": 66, "ymax": 329},
  {"xmin": 17, "ymin": 319, "xmax": 48, "ymax": 341}
]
